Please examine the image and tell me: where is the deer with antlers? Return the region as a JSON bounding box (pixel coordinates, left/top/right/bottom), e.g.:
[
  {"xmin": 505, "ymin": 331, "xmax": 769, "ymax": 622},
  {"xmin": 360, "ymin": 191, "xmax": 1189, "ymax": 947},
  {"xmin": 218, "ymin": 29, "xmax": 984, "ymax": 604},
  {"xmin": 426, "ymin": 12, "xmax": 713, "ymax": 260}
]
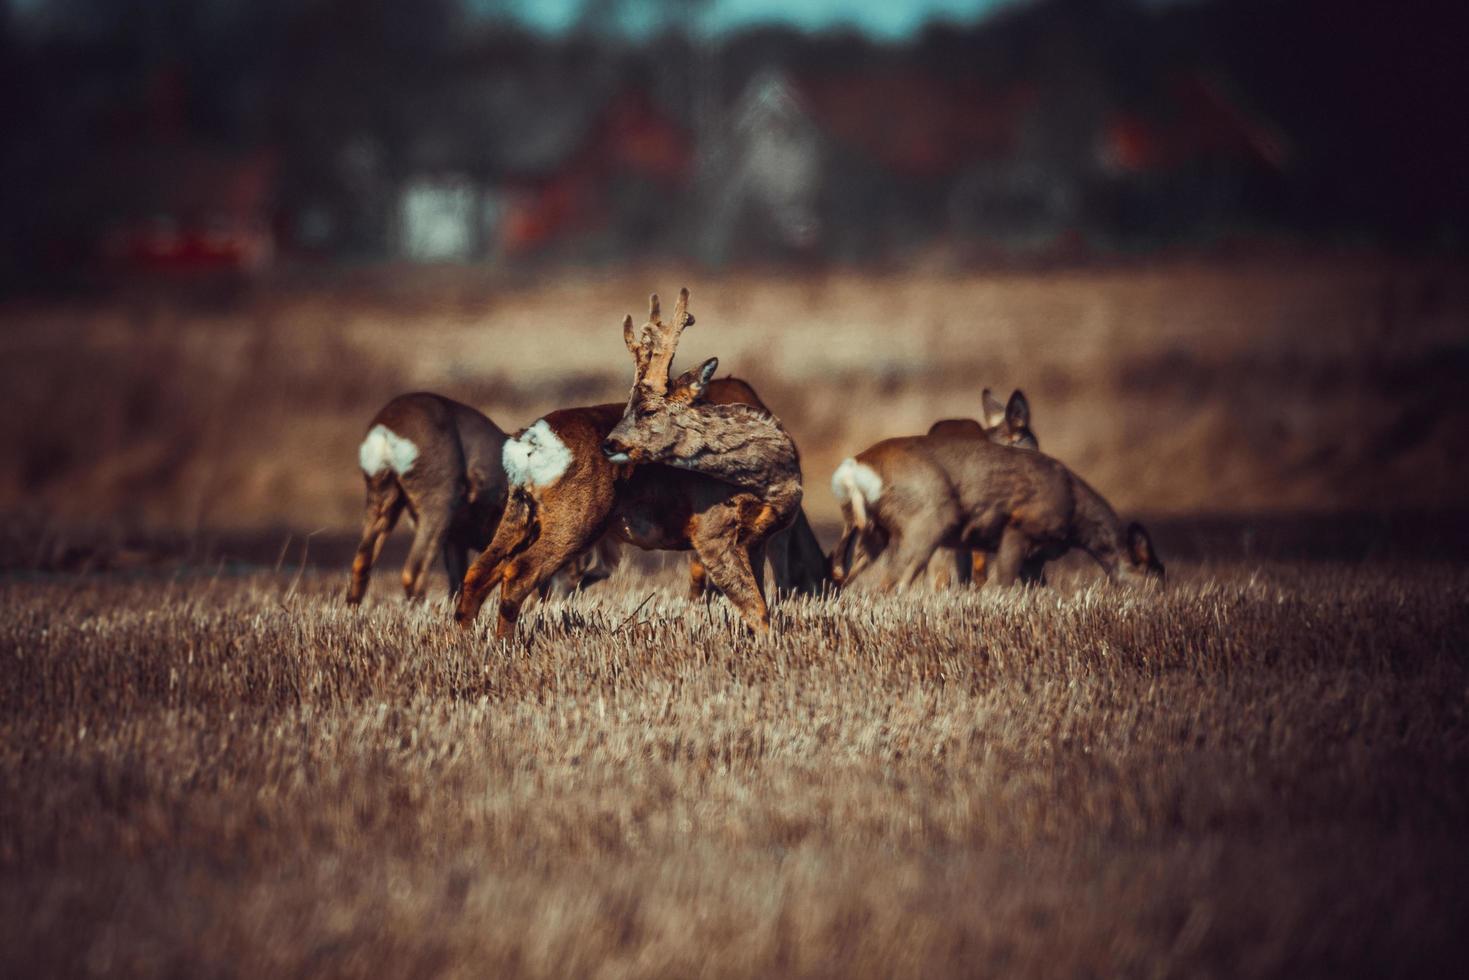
[
  {"xmin": 454, "ymin": 289, "xmax": 805, "ymax": 636},
  {"xmin": 830, "ymin": 431, "xmax": 1163, "ymax": 593}
]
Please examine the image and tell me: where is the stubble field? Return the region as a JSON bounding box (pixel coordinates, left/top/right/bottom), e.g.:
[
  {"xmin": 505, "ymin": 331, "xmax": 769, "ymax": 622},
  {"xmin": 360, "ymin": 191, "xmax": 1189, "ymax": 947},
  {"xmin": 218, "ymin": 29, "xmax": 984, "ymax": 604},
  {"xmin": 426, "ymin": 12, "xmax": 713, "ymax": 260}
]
[
  {"xmin": 3, "ymin": 256, "xmax": 1468, "ymax": 975},
  {"xmin": 3, "ymin": 556, "xmax": 1467, "ymax": 977}
]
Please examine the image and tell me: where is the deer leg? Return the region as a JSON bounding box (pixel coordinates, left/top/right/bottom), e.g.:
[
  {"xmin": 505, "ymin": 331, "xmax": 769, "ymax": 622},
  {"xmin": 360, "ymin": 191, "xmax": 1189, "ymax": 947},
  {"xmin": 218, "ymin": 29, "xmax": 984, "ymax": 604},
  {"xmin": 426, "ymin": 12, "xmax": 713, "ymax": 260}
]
[
  {"xmin": 541, "ymin": 549, "xmax": 587, "ymax": 600},
  {"xmin": 990, "ymin": 527, "xmax": 1030, "ymax": 587},
  {"xmin": 833, "ymin": 521, "xmax": 884, "ymax": 588},
  {"xmin": 495, "ymin": 561, "xmax": 539, "ymax": 639},
  {"xmin": 955, "ymin": 549, "xmax": 976, "ymax": 587},
  {"xmin": 401, "ymin": 512, "xmax": 451, "ymax": 600},
  {"xmin": 457, "ymin": 493, "xmax": 537, "ymax": 627},
  {"xmin": 972, "ymin": 551, "xmax": 989, "ymax": 586},
  {"xmin": 458, "ymin": 547, "xmax": 505, "ymax": 626},
  {"xmin": 1018, "ymin": 555, "xmax": 1048, "ymax": 588},
  {"xmin": 692, "ymin": 509, "xmax": 770, "ymax": 633},
  {"xmin": 548, "ymin": 534, "xmax": 621, "ymax": 599},
  {"xmin": 696, "ymin": 541, "xmax": 769, "ymax": 632},
  {"xmin": 926, "ymin": 550, "xmax": 952, "ymax": 590},
  {"xmin": 747, "ymin": 541, "xmax": 769, "ymax": 606},
  {"xmin": 581, "ymin": 536, "xmax": 621, "ymax": 589},
  {"xmin": 782, "ymin": 509, "xmax": 829, "ymax": 596},
  {"xmin": 689, "ymin": 556, "xmax": 726, "ymax": 599},
  {"xmin": 927, "ymin": 546, "xmax": 974, "ymax": 590},
  {"xmin": 494, "ymin": 533, "xmax": 593, "ymax": 639},
  {"xmin": 688, "ymin": 556, "xmax": 710, "ymax": 600},
  {"xmin": 441, "ymin": 534, "xmax": 469, "ymax": 601},
  {"xmin": 764, "ymin": 525, "xmax": 793, "ymax": 596},
  {"xmin": 828, "ymin": 524, "xmax": 855, "ymax": 585},
  {"xmin": 346, "ymin": 477, "xmax": 404, "ymax": 605},
  {"xmin": 874, "ymin": 534, "xmax": 904, "ymax": 592},
  {"xmin": 884, "ymin": 533, "xmax": 943, "ymax": 592}
]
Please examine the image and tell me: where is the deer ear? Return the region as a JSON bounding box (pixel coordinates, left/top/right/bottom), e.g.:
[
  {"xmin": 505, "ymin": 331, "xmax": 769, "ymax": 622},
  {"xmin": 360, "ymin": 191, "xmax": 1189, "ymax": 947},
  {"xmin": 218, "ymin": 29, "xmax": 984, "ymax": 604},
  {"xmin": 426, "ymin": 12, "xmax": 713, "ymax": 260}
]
[
  {"xmin": 669, "ymin": 357, "xmax": 719, "ymax": 402},
  {"xmin": 1127, "ymin": 522, "xmax": 1156, "ymax": 565},
  {"xmin": 686, "ymin": 357, "xmax": 718, "ymax": 400},
  {"xmin": 981, "ymin": 388, "xmax": 1006, "ymax": 429},
  {"xmin": 1005, "ymin": 389, "xmax": 1031, "ymax": 429}
]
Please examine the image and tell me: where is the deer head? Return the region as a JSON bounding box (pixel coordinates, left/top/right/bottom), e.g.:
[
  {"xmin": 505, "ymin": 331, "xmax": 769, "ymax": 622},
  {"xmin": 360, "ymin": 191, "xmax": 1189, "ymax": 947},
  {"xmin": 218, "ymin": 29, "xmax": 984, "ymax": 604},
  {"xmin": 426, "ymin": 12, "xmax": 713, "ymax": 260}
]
[
  {"xmin": 1117, "ymin": 521, "xmax": 1166, "ymax": 587},
  {"xmin": 981, "ymin": 388, "xmax": 1037, "ymax": 449},
  {"xmin": 603, "ymin": 288, "xmax": 718, "ymax": 464}
]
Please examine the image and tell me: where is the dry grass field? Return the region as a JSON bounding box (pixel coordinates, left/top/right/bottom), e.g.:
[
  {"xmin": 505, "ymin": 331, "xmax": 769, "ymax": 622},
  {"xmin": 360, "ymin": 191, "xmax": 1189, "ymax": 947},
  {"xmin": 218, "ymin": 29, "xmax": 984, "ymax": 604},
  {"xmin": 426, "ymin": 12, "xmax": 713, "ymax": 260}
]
[
  {"xmin": 3, "ymin": 257, "xmax": 1467, "ymax": 976},
  {"xmin": 2, "ymin": 559, "xmax": 1467, "ymax": 976},
  {"xmin": 3, "ymin": 254, "xmax": 1466, "ymax": 540}
]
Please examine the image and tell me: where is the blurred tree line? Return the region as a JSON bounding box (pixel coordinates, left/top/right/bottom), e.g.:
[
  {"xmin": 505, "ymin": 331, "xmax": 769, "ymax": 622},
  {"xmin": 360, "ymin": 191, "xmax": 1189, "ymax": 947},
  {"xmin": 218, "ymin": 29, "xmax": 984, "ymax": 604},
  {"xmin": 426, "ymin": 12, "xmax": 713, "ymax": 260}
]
[{"xmin": 0, "ymin": 0, "xmax": 1464, "ymax": 288}]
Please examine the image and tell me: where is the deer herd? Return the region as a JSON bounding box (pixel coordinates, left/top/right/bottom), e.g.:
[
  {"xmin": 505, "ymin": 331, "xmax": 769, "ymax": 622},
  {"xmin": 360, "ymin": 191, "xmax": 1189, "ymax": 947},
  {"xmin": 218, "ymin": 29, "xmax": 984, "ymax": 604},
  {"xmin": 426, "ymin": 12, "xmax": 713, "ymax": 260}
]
[{"xmin": 346, "ymin": 287, "xmax": 1164, "ymax": 637}]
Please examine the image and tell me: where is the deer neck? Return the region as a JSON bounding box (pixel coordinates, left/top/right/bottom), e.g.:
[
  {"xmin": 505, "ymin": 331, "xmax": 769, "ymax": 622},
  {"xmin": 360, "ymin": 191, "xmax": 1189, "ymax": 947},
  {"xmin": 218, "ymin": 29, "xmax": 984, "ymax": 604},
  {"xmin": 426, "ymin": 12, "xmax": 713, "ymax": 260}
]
[
  {"xmin": 666, "ymin": 402, "xmax": 803, "ymax": 506},
  {"xmin": 1069, "ymin": 475, "xmax": 1127, "ymax": 573}
]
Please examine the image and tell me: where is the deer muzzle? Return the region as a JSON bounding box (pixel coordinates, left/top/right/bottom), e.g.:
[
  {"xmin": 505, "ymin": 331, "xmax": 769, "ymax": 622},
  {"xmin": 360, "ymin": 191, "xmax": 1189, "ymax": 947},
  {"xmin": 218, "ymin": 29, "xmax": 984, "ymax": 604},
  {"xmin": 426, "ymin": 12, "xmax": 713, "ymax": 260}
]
[{"xmin": 601, "ymin": 438, "xmax": 634, "ymax": 464}]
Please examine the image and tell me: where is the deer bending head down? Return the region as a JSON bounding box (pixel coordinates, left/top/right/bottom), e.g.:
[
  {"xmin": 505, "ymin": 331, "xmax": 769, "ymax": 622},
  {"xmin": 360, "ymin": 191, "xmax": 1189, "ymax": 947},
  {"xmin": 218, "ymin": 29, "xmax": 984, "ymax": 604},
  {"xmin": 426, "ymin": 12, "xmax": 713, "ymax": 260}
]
[
  {"xmin": 925, "ymin": 387, "xmax": 1041, "ymax": 588},
  {"xmin": 830, "ymin": 434, "xmax": 1164, "ymax": 593}
]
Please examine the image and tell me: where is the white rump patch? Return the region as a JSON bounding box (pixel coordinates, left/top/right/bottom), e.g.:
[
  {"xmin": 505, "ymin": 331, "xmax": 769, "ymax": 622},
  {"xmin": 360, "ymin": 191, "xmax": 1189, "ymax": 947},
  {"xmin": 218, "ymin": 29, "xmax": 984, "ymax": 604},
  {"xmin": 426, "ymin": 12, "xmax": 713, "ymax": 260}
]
[
  {"xmin": 359, "ymin": 424, "xmax": 420, "ymax": 477},
  {"xmin": 831, "ymin": 458, "xmax": 883, "ymax": 504},
  {"xmin": 503, "ymin": 419, "xmax": 574, "ymax": 488},
  {"xmin": 831, "ymin": 457, "xmax": 883, "ymax": 529}
]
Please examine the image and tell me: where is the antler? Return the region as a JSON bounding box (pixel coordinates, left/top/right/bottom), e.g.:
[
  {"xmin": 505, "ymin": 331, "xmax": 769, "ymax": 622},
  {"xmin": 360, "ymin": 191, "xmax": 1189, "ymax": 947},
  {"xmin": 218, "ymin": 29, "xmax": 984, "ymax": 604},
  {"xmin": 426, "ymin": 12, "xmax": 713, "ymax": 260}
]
[
  {"xmin": 622, "ymin": 314, "xmax": 649, "ymax": 376},
  {"xmin": 623, "ymin": 287, "xmax": 695, "ymax": 394}
]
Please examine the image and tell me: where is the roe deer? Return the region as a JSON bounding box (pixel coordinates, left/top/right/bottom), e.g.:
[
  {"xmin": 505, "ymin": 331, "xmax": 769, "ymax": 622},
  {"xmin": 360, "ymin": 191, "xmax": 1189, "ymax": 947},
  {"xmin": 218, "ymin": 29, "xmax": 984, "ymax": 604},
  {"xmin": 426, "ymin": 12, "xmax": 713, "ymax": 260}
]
[
  {"xmin": 347, "ymin": 393, "xmax": 615, "ymax": 605},
  {"xmin": 346, "ymin": 393, "xmax": 509, "ymax": 604},
  {"xmin": 830, "ymin": 433, "xmax": 1163, "ymax": 592},
  {"xmin": 454, "ymin": 291, "xmax": 803, "ymax": 636},
  {"xmin": 926, "ymin": 388, "xmax": 1040, "ymax": 588},
  {"xmin": 603, "ymin": 289, "xmax": 804, "ymax": 616},
  {"xmin": 531, "ymin": 379, "xmax": 827, "ymax": 602}
]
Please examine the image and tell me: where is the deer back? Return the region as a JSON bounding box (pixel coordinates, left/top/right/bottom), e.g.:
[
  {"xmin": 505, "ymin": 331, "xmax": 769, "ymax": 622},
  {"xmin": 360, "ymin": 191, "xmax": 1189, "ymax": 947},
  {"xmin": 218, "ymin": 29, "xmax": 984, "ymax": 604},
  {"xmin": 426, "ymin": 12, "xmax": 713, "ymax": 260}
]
[
  {"xmin": 926, "ymin": 418, "xmax": 988, "ymax": 440},
  {"xmin": 502, "ymin": 403, "xmax": 624, "ymax": 512},
  {"xmin": 927, "ymin": 388, "xmax": 1037, "ymax": 449},
  {"xmin": 361, "ymin": 392, "xmax": 509, "ymax": 545}
]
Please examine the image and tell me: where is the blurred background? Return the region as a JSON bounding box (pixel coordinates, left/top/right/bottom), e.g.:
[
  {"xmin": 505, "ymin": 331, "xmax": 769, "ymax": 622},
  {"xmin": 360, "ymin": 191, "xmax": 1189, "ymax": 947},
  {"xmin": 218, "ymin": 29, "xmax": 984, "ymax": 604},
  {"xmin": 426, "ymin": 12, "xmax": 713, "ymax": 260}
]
[{"xmin": 1, "ymin": 0, "xmax": 1466, "ymax": 567}]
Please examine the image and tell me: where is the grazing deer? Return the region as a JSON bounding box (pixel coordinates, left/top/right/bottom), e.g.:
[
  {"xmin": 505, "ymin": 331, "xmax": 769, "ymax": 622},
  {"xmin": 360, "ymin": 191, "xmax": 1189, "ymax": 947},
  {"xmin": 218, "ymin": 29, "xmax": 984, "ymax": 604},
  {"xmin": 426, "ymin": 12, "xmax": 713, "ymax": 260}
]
[
  {"xmin": 829, "ymin": 434, "xmax": 1163, "ymax": 592},
  {"xmin": 455, "ymin": 290, "xmax": 804, "ymax": 636},
  {"xmin": 926, "ymin": 388, "xmax": 1039, "ymax": 588},
  {"xmin": 346, "ymin": 393, "xmax": 509, "ymax": 604},
  {"xmin": 347, "ymin": 393, "xmax": 617, "ymax": 605}
]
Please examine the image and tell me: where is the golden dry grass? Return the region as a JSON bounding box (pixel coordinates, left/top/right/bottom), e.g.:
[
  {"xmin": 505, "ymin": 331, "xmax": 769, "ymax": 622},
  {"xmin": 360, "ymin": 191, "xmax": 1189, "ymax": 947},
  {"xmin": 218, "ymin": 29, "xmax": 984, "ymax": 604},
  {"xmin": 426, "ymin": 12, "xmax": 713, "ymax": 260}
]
[
  {"xmin": 3, "ymin": 257, "xmax": 1466, "ymax": 975},
  {"xmin": 3, "ymin": 255, "xmax": 1466, "ymax": 534},
  {"xmin": 3, "ymin": 559, "xmax": 1466, "ymax": 977}
]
